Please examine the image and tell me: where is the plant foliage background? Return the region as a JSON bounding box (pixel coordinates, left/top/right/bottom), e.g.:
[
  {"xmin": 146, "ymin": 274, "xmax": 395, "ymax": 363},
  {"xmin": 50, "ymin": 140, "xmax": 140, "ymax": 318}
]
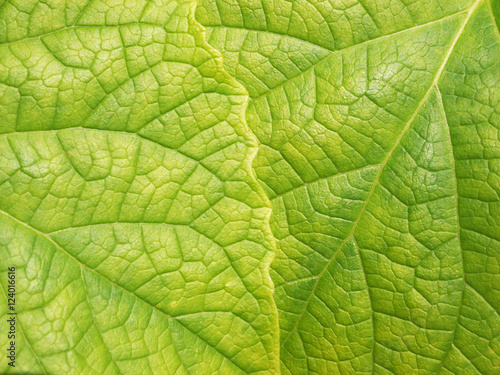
[{"xmin": 0, "ymin": 0, "xmax": 499, "ymax": 374}]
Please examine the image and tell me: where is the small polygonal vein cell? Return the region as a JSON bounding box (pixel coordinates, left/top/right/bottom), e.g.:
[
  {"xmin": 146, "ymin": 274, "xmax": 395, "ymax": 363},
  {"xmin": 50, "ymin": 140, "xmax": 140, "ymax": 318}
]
[
  {"xmin": 0, "ymin": 0, "xmax": 280, "ymax": 374},
  {"xmin": 199, "ymin": 0, "xmax": 500, "ymax": 373}
]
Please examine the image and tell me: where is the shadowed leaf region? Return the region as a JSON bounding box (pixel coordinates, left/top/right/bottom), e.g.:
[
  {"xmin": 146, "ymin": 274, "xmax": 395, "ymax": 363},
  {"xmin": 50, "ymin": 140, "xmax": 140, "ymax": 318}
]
[{"xmin": 198, "ymin": 0, "xmax": 500, "ymax": 373}]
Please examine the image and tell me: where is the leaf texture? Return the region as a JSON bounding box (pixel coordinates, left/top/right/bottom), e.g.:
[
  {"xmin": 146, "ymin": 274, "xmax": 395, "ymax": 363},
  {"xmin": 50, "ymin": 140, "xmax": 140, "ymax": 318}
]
[
  {"xmin": 0, "ymin": 0, "xmax": 280, "ymax": 374},
  {"xmin": 197, "ymin": 0, "xmax": 500, "ymax": 373}
]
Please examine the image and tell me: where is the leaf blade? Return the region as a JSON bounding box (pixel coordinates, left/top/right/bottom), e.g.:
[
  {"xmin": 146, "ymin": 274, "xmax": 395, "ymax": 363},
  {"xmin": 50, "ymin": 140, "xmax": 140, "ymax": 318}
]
[
  {"xmin": 0, "ymin": 0, "xmax": 280, "ymax": 373},
  {"xmin": 199, "ymin": 0, "xmax": 500, "ymax": 373}
]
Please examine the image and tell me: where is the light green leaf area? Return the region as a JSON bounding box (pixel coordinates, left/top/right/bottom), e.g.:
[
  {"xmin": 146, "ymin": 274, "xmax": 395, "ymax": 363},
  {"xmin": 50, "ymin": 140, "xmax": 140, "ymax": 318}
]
[
  {"xmin": 198, "ymin": 0, "xmax": 500, "ymax": 373},
  {"xmin": 0, "ymin": 0, "xmax": 280, "ymax": 374}
]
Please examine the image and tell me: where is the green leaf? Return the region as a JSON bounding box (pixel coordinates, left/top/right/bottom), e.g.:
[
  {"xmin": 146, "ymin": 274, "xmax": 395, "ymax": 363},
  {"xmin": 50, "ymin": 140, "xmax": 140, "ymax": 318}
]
[
  {"xmin": 0, "ymin": 0, "xmax": 280, "ymax": 374},
  {"xmin": 198, "ymin": 0, "xmax": 500, "ymax": 373}
]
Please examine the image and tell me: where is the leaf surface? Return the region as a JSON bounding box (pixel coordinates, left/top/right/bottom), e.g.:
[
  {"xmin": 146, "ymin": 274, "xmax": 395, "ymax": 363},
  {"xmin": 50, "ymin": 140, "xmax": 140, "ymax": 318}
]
[
  {"xmin": 197, "ymin": 0, "xmax": 500, "ymax": 373},
  {"xmin": 0, "ymin": 0, "xmax": 280, "ymax": 373}
]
